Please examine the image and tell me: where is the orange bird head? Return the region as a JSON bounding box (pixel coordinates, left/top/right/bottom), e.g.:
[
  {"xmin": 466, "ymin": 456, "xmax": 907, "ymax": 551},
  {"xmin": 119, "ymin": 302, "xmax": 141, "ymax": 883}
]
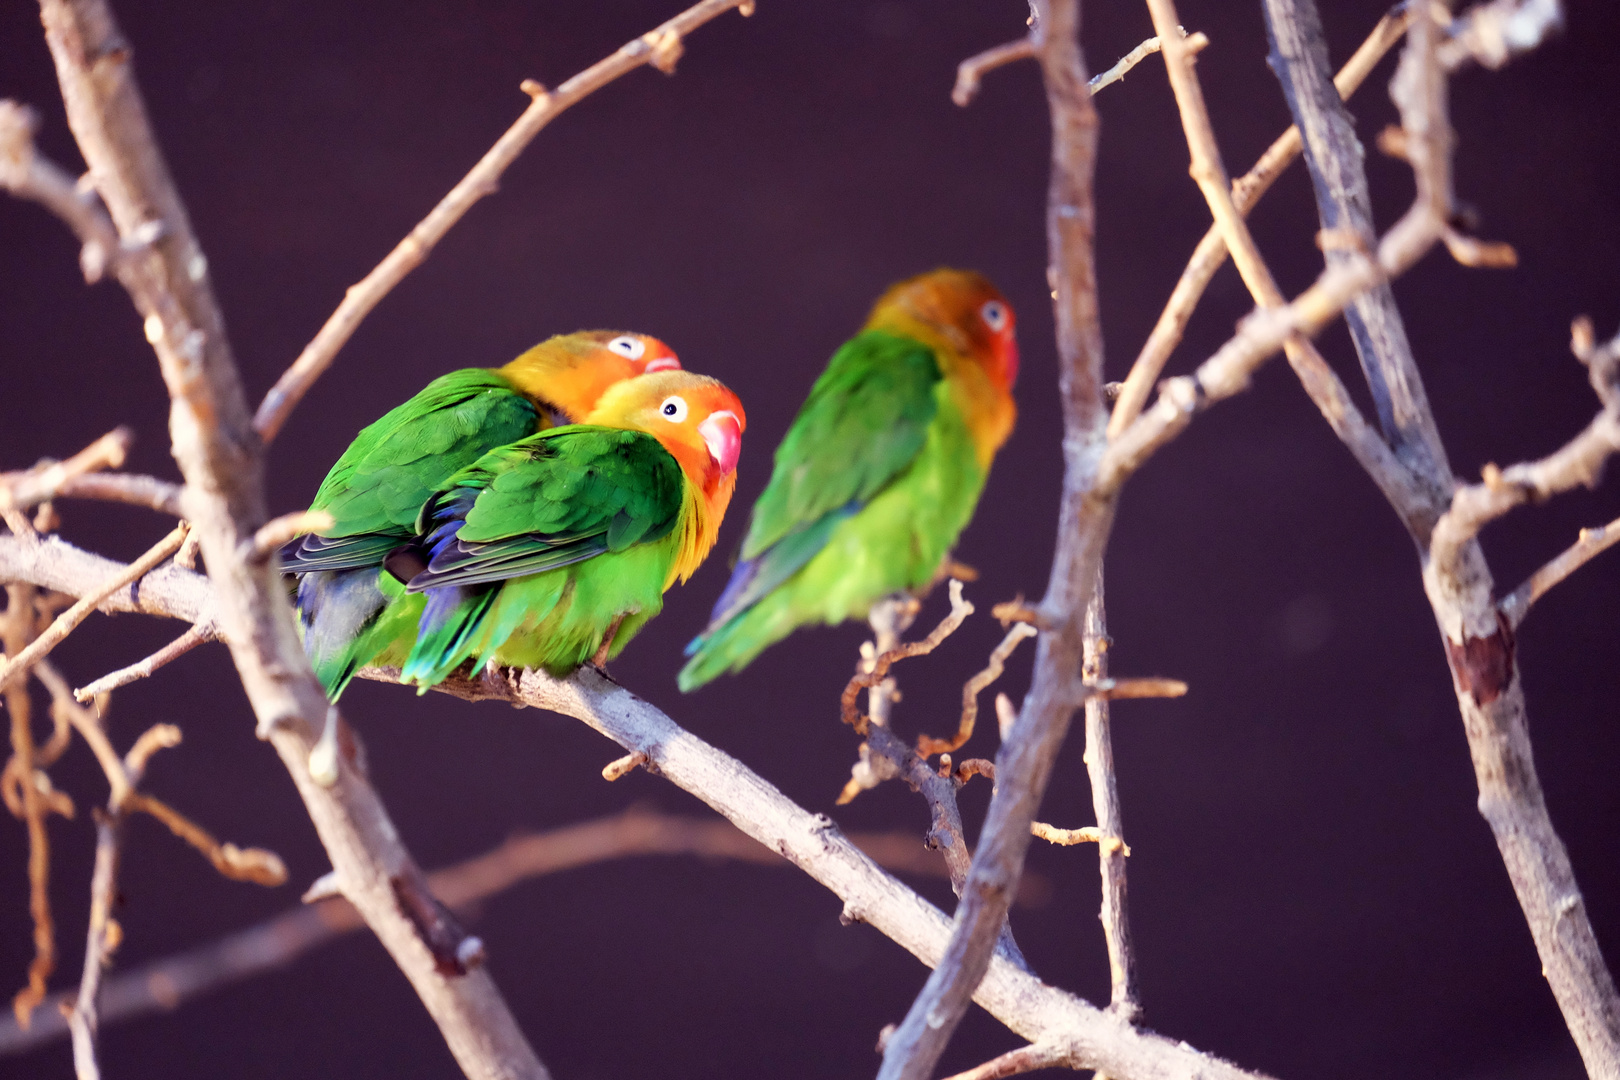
[
  {"xmin": 585, "ymin": 371, "xmax": 746, "ymax": 584},
  {"xmin": 500, "ymin": 330, "xmax": 682, "ymax": 424},
  {"xmin": 864, "ymin": 268, "xmax": 1019, "ymax": 464}
]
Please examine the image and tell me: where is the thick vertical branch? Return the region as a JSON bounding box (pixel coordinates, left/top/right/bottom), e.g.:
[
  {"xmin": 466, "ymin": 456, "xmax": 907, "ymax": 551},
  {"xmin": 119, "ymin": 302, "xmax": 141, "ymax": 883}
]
[
  {"xmin": 1081, "ymin": 577, "xmax": 1136, "ymax": 1019},
  {"xmin": 1261, "ymin": 2, "xmax": 1620, "ymax": 1075},
  {"xmin": 877, "ymin": 2, "xmax": 1111, "ymax": 1077},
  {"xmin": 34, "ymin": 2, "xmax": 549, "ymax": 1077},
  {"xmin": 1262, "ymin": 0, "xmax": 1454, "ymax": 522}
]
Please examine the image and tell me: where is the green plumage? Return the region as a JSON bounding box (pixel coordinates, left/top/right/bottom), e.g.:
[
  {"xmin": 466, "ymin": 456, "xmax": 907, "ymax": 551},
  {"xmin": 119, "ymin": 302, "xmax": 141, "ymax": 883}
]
[
  {"xmin": 679, "ymin": 330, "xmax": 986, "ymax": 689},
  {"xmin": 284, "ymin": 369, "xmax": 541, "ymax": 698},
  {"xmin": 400, "ymin": 426, "xmax": 690, "ymax": 687}
]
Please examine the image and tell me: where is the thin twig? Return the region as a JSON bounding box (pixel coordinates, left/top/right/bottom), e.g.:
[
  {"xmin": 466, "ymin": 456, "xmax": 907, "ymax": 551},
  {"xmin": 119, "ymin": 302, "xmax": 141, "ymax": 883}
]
[
  {"xmin": 953, "ymin": 37, "xmax": 1036, "ymax": 106},
  {"xmin": 917, "ymin": 621, "xmax": 1037, "ymax": 757},
  {"xmin": 1107, "ymin": 5, "xmax": 1412, "ymax": 439},
  {"xmin": 244, "ymin": 510, "xmax": 332, "ymax": 564},
  {"xmin": 877, "ymin": 2, "xmax": 1109, "ymax": 1075},
  {"xmin": 0, "ymin": 427, "xmax": 132, "ymax": 514},
  {"xmin": 938, "ymin": 1041, "xmax": 1070, "ymax": 1080},
  {"xmin": 1089, "ymin": 30, "xmax": 1207, "ymax": 95},
  {"xmin": 840, "ymin": 580, "xmax": 973, "ymax": 732},
  {"xmin": 73, "ymin": 621, "xmax": 215, "ymax": 701},
  {"xmin": 51, "ymin": 473, "xmax": 184, "ymax": 518},
  {"xmin": 0, "ymin": 808, "xmax": 1048, "ymax": 1058},
  {"xmin": 0, "ymin": 523, "xmax": 186, "ymax": 695},
  {"xmin": 2, "ymin": 585, "xmax": 55, "ymax": 1029},
  {"xmin": 34, "ymin": 0, "xmax": 561, "ymax": 1070},
  {"xmin": 251, "ymin": 0, "xmax": 758, "ymax": 442},
  {"xmin": 0, "ymin": 101, "xmax": 122, "ymax": 285},
  {"xmin": 1081, "ymin": 577, "xmax": 1137, "ymax": 1020},
  {"xmin": 0, "ymin": 536, "xmax": 1276, "ymax": 1080},
  {"xmin": 1501, "ymin": 515, "xmax": 1620, "ymax": 629},
  {"xmin": 1262, "ymin": 0, "xmax": 1620, "ymax": 1070}
]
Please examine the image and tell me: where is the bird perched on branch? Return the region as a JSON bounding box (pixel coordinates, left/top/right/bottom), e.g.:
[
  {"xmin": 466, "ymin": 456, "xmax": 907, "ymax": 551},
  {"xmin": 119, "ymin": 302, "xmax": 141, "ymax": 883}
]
[
  {"xmin": 679, "ymin": 268, "xmax": 1018, "ymax": 691},
  {"xmin": 388, "ymin": 370, "xmax": 745, "ymax": 687},
  {"xmin": 283, "ymin": 331, "xmax": 681, "ymax": 699}
]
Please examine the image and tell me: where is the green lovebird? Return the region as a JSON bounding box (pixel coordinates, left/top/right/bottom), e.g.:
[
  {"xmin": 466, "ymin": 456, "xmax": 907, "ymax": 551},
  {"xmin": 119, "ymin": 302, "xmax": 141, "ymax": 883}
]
[
  {"xmin": 282, "ymin": 331, "xmax": 681, "ymax": 700},
  {"xmin": 678, "ymin": 268, "xmax": 1018, "ymax": 691},
  {"xmin": 387, "ymin": 370, "xmax": 746, "ymax": 688}
]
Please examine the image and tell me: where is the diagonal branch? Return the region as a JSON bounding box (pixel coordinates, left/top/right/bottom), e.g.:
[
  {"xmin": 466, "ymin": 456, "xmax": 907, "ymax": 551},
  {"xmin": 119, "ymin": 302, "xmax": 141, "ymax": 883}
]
[
  {"xmin": 1259, "ymin": 0, "xmax": 1620, "ymax": 1072},
  {"xmin": 0, "ymin": 534, "xmax": 1280, "ymax": 1080},
  {"xmin": 1500, "ymin": 514, "xmax": 1620, "ymax": 629},
  {"xmin": 251, "ymin": 0, "xmax": 758, "ymax": 443},
  {"xmin": 1107, "ymin": 6, "xmax": 1411, "ymax": 439},
  {"xmin": 33, "ymin": 0, "xmax": 555, "ymax": 1075}
]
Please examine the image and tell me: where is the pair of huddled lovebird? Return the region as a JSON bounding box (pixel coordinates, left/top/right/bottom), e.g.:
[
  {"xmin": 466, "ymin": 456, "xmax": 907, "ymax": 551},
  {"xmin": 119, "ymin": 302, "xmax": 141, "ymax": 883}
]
[{"xmin": 281, "ymin": 268, "xmax": 1020, "ymax": 700}]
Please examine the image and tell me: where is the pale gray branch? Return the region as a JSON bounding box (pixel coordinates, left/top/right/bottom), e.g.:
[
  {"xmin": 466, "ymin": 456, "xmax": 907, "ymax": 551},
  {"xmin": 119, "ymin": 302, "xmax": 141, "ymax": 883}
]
[
  {"xmin": 251, "ymin": 0, "xmax": 758, "ymax": 443},
  {"xmin": 0, "ymin": 534, "xmax": 1276, "ymax": 1080},
  {"xmin": 35, "ymin": 0, "xmax": 551, "ymax": 1073}
]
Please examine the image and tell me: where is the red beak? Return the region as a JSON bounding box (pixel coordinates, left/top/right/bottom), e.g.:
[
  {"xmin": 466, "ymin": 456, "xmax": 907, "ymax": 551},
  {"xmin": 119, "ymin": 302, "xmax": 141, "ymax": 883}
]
[
  {"xmin": 644, "ymin": 354, "xmax": 681, "ymax": 373},
  {"xmin": 698, "ymin": 411, "xmax": 742, "ymax": 475}
]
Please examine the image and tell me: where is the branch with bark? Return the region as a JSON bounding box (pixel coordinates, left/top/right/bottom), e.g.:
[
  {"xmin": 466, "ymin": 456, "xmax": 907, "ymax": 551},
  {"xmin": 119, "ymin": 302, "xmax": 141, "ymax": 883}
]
[{"xmin": 0, "ymin": 533, "xmax": 1276, "ymax": 1080}]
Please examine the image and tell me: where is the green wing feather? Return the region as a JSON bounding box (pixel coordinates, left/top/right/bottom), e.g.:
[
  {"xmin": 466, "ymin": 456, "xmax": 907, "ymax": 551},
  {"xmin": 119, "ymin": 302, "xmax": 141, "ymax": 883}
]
[
  {"xmin": 740, "ymin": 331, "xmax": 940, "ymax": 560},
  {"xmin": 400, "ymin": 427, "xmax": 687, "ymax": 686},
  {"xmin": 407, "ymin": 428, "xmax": 685, "ymax": 591},
  {"xmin": 681, "ymin": 332, "xmax": 997, "ymax": 691},
  {"xmin": 305, "ymin": 368, "xmax": 540, "ymax": 543}
]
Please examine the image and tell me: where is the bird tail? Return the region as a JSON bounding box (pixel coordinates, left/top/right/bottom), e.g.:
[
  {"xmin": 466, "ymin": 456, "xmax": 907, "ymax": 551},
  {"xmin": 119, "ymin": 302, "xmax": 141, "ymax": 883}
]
[
  {"xmin": 295, "ymin": 569, "xmax": 390, "ymax": 701},
  {"xmin": 677, "ymin": 586, "xmax": 806, "ymax": 692},
  {"xmin": 400, "ymin": 584, "xmax": 500, "ymax": 691}
]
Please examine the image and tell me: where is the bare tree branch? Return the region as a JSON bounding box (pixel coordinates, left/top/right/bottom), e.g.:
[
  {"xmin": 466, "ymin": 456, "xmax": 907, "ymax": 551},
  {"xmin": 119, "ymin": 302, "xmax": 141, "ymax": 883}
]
[
  {"xmin": 940, "ymin": 1041, "xmax": 1069, "ymax": 1080},
  {"xmin": 1081, "ymin": 577, "xmax": 1136, "ymax": 1021},
  {"xmin": 31, "ymin": 0, "xmax": 556, "ymax": 1073},
  {"xmin": 1500, "ymin": 514, "xmax": 1620, "ymax": 629},
  {"xmin": 877, "ymin": 2, "xmax": 1111, "ymax": 1074},
  {"xmin": 0, "ymin": 428, "xmax": 131, "ymax": 514},
  {"xmin": 73, "ymin": 620, "xmax": 214, "ymax": 701},
  {"xmin": 0, "ymin": 535, "xmax": 1278, "ymax": 1080},
  {"xmin": 1107, "ymin": 6, "xmax": 1411, "ymax": 439},
  {"xmin": 1260, "ymin": 0, "xmax": 1620, "ymax": 1072},
  {"xmin": 250, "ymin": 0, "xmax": 758, "ymax": 443},
  {"xmin": 953, "ymin": 37, "xmax": 1037, "ymax": 107},
  {"xmin": 0, "ymin": 523, "xmax": 186, "ymax": 695},
  {"xmin": 0, "ymin": 807, "xmax": 1051, "ymax": 1059}
]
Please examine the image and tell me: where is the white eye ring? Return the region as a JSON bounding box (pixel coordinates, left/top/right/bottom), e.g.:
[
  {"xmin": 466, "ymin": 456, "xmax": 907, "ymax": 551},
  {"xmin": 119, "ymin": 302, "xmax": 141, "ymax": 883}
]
[
  {"xmin": 980, "ymin": 300, "xmax": 1009, "ymax": 333},
  {"xmin": 659, "ymin": 395, "xmax": 689, "ymax": 423},
  {"xmin": 608, "ymin": 335, "xmax": 646, "ymax": 360}
]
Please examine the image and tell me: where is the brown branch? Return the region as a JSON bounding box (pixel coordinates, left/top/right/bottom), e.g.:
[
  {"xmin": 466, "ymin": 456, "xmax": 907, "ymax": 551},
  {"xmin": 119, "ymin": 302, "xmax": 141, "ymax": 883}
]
[
  {"xmin": 1262, "ymin": 0, "xmax": 1620, "ymax": 1071},
  {"xmin": 1081, "ymin": 578, "xmax": 1137, "ymax": 1021},
  {"xmin": 917, "ymin": 621, "xmax": 1036, "ymax": 757},
  {"xmin": 0, "ymin": 101, "xmax": 122, "ymax": 285},
  {"xmin": 953, "ymin": 37, "xmax": 1037, "ymax": 106},
  {"xmin": 51, "ymin": 473, "xmax": 185, "ymax": 517},
  {"xmin": 953, "ymin": 27, "xmax": 1207, "ymax": 108},
  {"xmin": 1501, "ymin": 515, "xmax": 1620, "ymax": 629},
  {"xmin": 939, "ymin": 1042, "xmax": 1069, "ymax": 1080},
  {"xmin": 1, "ymin": 586, "xmax": 56, "ymax": 1029},
  {"xmin": 34, "ymin": 0, "xmax": 558, "ymax": 1073},
  {"xmin": 0, "ymin": 427, "xmax": 131, "ymax": 515},
  {"xmin": 877, "ymin": 0, "xmax": 1110, "ymax": 1074},
  {"xmin": 250, "ymin": 0, "xmax": 758, "ymax": 443},
  {"xmin": 244, "ymin": 510, "xmax": 332, "ymax": 565},
  {"xmin": 0, "ymin": 536, "xmax": 1276, "ymax": 1080},
  {"xmin": 0, "ymin": 523, "xmax": 186, "ymax": 695},
  {"xmin": 840, "ymin": 580, "xmax": 972, "ymax": 733},
  {"xmin": 126, "ymin": 794, "xmax": 288, "ymax": 887},
  {"xmin": 1107, "ymin": 6, "xmax": 1411, "ymax": 439},
  {"xmin": 73, "ymin": 620, "xmax": 214, "ymax": 701},
  {"xmin": 0, "ymin": 808, "xmax": 1049, "ymax": 1058}
]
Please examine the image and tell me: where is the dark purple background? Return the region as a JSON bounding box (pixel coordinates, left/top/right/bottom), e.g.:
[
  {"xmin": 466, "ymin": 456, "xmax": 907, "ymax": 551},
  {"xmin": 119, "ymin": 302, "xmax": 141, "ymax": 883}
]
[{"xmin": 3, "ymin": 1, "xmax": 1618, "ymax": 1077}]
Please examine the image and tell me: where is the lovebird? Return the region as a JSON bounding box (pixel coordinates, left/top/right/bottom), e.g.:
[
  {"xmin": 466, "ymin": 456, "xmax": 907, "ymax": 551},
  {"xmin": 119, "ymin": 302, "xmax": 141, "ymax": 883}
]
[
  {"xmin": 678, "ymin": 268, "xmax": 1017, "ymax": 691},
  {"xmin": 283, "ymin": 330, "xmax": 681, "ymax": 699},
  {"xmin": 387, "ymin": 369, "xmax": 746, "ymax": 689}
]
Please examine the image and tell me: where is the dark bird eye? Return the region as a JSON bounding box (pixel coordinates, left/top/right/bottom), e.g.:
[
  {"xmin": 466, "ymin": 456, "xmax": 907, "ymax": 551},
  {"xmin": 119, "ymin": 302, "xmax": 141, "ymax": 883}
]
[
  {"xmin": 608, "ymin": 335, "xmax": 646, "ymax": 359},
  {"xmin": 980, "ymin": 300, "xmax": 1009, "ymax": 332},
  {"xmin": 659, "ymin": 395, "xmax": 689, "ymax": 422}
]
